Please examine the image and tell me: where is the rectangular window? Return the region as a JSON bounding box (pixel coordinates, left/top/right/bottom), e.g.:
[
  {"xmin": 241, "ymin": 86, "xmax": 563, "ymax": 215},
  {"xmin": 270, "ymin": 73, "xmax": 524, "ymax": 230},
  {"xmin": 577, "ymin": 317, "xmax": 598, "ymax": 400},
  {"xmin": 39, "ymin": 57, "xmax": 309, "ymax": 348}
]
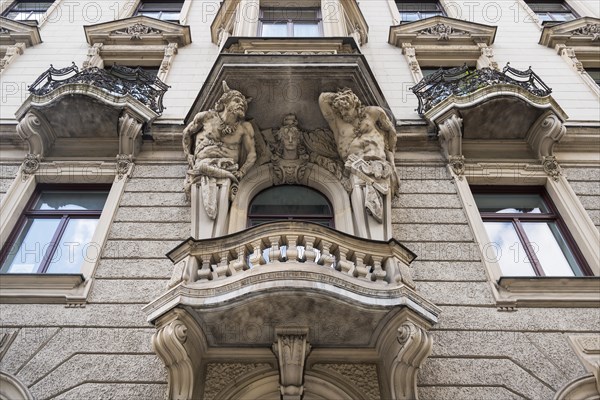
[
  {"xmin": 585, "ymin": 68, "xmax": 600, "ymax": 86},
  {"xmin": 525, "ymin": 0, "xmax": 578, "ymax": 24},
  {"xmin": 259, "ymin": 8, "xmax": 322, "ymax": 37},
  {"xmin": 472, "ymin": 186, "xmax": 591, "ymax": 277},
  {"xmin": 2, "ymin": 0, "xmax": 54, "ymax": 22},
  {"xmin": 0, "ymin": 185, "xmax": 110, "ymax": 274},
  {"xmin": 395, "ymin": 0, "xmax": 445, "ymax": 23},
  {"xmin": 134, "ymin": 0, "xmax": 184, "ymax": 22}
]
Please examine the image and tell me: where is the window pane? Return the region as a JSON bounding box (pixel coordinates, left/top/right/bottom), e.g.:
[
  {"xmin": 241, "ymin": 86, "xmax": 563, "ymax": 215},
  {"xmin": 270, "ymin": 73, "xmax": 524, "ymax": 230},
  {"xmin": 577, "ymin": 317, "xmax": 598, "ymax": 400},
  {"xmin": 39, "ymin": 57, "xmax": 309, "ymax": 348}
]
[
  {"xmin": 522, "ymin": 222, "xmax": 580, "ymax": 276},
  {"xmin": 250, "ymin": 186, "xmax": 331, "ymax": 216},
  {"xmin": 34, "ymin": 191, "xmax": 108, "ymax": 211},
  {"xmin": 138, "ymin": 1, "xmax": 183, "ymax": 12},
  {"xmin": 474, "ymin": 194, "xmax": 549, "ymax": 214},
  {"xmin": 262, "ymin": 22, "xmax": 288, "ymax": 37},
  {"xmin": 483, "ymin": 222, "xmax": 536, "ymax": 276},
  {"xmin": 293, "ymin": 22, "xmax": 320, "ymax": 37},
  {"xmin": 45, "ymin": 218, "xmax": 99, "ymax": 273},
  {"xmin": 1, "ymin": 218, "xmax": 61, "ymax": 273},
  {"xmin": 400, "ymin": 12, "xmax": 420, "ymax": 22}
]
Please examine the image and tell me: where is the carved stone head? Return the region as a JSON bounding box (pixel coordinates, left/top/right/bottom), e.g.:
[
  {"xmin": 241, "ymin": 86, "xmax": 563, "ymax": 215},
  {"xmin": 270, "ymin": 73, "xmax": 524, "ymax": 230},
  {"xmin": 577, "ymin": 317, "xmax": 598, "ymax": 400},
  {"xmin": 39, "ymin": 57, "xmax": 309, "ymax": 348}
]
[
  {"xmin": 331, "ymin": 88, "xmax": 362, "ymax": 123},
  {"xmin": 214, "ymin": 81, "xmax": 252, "ymax": 118}
]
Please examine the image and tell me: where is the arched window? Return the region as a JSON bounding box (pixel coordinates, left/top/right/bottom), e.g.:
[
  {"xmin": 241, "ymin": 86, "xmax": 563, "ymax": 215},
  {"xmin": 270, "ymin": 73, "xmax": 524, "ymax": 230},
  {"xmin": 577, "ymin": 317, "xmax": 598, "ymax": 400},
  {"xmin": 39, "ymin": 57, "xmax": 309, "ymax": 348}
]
[{"xmin": 247, "ymin": 185, "xmax": 334, "ymax": 227}]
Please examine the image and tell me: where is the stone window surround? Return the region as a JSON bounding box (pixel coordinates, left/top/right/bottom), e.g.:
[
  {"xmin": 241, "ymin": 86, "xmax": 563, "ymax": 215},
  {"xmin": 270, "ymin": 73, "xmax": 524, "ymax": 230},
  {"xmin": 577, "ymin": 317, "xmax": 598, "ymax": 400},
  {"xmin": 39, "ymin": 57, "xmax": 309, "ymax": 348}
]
[
  {"xmin": 118, "ymin": 0, "xmax": 192, "ymax": 25},
  {"xmin": 0, "ymin": 16, "xmax": 42, "ymax": 72},
  {"xmin": 0, "ymin": 0, "xmax": 62, "ymax": 28},
  {"xmin": 0, "ymin": 161, "xmax": 128, "ymax": 304},
  {"xmin": 386, "ymin": 0, "xmax": 454, "ymax": 25},
  {"xmin": 211, "ymin": 0, "xmax": 369, "ymax": 48},
  {"xmin": 453, "ymin": 163, "xmax": 600, "ymax": 308},
  {"xmin": 516, "ymin": 0, "xmax": 597, "ymax": 29}
]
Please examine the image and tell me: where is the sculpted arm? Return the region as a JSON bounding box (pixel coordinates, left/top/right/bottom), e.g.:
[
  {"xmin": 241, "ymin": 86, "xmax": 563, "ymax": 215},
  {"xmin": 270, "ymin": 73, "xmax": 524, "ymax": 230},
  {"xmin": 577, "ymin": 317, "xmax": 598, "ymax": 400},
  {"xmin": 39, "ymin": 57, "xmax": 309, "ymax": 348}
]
[
  {"xmin": 182, "ymin": 112, "xmax": 206, "ymax": 166},
  {"xmin": 236, "ymin": 122, "xmax": 257, "ymax": 179},
  {"xmin": 318, "ymin": 92, "xmax": 338, "ymax": 128}
]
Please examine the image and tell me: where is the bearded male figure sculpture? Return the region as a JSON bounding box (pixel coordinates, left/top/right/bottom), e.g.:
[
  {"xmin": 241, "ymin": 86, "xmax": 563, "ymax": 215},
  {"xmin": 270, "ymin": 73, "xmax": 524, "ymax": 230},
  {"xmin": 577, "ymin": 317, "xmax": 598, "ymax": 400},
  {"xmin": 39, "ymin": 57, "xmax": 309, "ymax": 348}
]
[
  {"xmin": 319, "ymin": 88, "xmax": 398, "ymax": 238},
  {"xmin": 183, "ymin": 81, "xmax": 256, "ymax": 237}
]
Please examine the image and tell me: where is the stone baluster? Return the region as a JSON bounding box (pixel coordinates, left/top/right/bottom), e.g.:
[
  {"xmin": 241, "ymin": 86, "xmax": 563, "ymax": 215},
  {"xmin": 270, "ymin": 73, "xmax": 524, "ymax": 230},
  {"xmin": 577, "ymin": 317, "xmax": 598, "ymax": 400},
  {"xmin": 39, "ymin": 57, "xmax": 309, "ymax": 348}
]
[
  {"xmin": 228, "ymin": 245, "xmax": 248, "ymax": 275},
  {"xmin": 268, "ymin": 235, "xmax": 282, "ymax": 263},
  {"xmin": 337, "ymin": 246, "xmax": 355, "ymax": 276},
  {"xmin": 354, "ymin": 251, "xmax": 369, "ymax": 280},
  {"xmin": 286, "ymin": 234, "xmax": 299, "ymax": 262},
  {"xmin": 248, "ymin": 239, "xmax": 266, "ymax": 266},
  {"xmin": 213, "ymin": 250, "xmax": 230, "ymax": 278},
  {"xmin": 371, "ymin": 255, "xmax": 387, "ymax": 284},
  {"xmin": 303, "ymin": 236, "xmax": 317, "ymax": 263},
  {"xmin": 197, "ymin": 257, "xmax": 212, "ymax": 282},
  {"xmin": 318, "ymin": 239, "xmax": 335, "ymax": 269}
]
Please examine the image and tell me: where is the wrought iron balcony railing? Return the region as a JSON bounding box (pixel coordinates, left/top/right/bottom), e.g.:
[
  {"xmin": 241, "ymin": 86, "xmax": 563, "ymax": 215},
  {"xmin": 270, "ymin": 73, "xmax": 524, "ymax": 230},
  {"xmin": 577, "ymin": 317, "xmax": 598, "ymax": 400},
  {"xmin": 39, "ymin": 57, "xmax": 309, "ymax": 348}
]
[
  {"xmin": 411, "ymin": 64, "xmax": 553, "ymax": 116},
  {"xmin": 28, "ymin": 63, "xmax": 169, "ymax": 114}
]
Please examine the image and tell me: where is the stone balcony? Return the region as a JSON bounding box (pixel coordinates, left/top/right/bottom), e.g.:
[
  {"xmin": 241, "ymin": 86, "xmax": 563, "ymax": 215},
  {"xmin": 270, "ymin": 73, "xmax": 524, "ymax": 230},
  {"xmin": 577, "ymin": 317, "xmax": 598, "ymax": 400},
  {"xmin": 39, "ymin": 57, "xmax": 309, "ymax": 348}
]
[
  {"xmin": 15, "ymin": 64, "xmax": 168, "ymax": 159},
  {"xmin": 144, "ymin": 221, "xmax": 440, "ymax": 399}
]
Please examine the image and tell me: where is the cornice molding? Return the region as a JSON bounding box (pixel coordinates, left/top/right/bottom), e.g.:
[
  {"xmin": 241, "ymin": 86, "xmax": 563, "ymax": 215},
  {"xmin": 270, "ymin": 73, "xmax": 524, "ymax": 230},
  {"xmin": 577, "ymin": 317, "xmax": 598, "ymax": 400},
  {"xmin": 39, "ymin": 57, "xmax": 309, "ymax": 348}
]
[{"xmin": 539, "ymin": 17, "xmax": 600, "ymax": 48}]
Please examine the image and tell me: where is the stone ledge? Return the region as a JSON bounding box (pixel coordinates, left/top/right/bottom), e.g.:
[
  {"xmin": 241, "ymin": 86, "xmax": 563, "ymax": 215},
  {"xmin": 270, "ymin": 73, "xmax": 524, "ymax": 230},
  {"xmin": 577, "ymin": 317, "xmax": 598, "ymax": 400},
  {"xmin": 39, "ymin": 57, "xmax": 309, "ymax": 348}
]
[{"xmin": 0, "ymin": 274, "xmax": 84, "ymax": 304}]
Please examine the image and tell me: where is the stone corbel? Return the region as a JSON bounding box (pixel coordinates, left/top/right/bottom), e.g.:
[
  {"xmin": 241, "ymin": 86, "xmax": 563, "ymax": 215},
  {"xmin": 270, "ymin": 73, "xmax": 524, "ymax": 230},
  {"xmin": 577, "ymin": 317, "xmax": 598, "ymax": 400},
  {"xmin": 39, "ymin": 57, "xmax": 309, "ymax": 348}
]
[
  {"xmin": 21, "ymin": 153, "xmax": 41, "ymax": 180},
  {"xmin": 476, "ymin": 42, "xmax": 499, "ymax": 70},
  {"xmin": 526, "ymin": 111, "xmax": 566, "ymax": 179},
  {"xmin": 82, "ymin": 43, "xmax": 104, "ymax": 69},
  {"xmin": 437, "ymin": 113, "xmax": 465, "ymax": 177},
  {"xmin": 16, "ymin": 110, "xmax": 56, "ymax": 158},
  {"xmin": 379, "ymin": 318, "xmax": 433, "ymax": 400},
  {"xmin": 115, "ymin": 154, "xmax": 134, "ymax": 180},
  {"xmin": 272, "ymin": 327, "xmax": 311, "ymax": 400},
  {"xmin": 0, "ymin": 42, "xmax": 25, "ymax": 72},
  {"xmin": 402, "ymin": 43, "xmax": 422, "ymax": 82},
  {"xmin": 118, "ymin": 111, "xmax": 143, "ymax": 157},
  {"xmin": 158, "ymin": 42, "xmax": 178, "ymax": 81},
  {"xmin": 556, "ymin": 44, "xmax": 584, "ymax": 72},
  {"xmin": 152, "ymin": 311, "xmax": 197, "ymax": 400}
]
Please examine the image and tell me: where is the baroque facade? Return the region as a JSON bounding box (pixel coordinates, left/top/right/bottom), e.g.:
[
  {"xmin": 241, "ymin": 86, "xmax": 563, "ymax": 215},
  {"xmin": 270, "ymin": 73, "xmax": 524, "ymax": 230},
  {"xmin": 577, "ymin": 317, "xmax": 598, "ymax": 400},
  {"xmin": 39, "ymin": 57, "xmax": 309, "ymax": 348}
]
[{"xmin": 0, "ymin": 0, "xmax": 599, "ymax": 399}]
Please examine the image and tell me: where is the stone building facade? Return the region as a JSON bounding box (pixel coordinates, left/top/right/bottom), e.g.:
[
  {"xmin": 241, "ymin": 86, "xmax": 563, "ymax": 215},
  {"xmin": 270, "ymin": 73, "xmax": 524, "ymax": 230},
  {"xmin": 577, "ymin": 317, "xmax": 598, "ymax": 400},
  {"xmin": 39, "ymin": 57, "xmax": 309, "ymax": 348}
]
[{"xmin": 0, "ymin": 0, "xmax": 599, "ymax": 399}]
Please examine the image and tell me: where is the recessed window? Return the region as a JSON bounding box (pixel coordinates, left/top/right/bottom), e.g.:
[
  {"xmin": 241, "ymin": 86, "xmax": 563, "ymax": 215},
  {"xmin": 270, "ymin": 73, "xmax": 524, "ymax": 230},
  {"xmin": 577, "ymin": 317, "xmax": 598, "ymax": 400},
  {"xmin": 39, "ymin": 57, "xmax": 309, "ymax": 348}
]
[
  {"xmin": 259, "ymin": 8, "xmax": 322, "ymax": 37},
  {"xmin": 0, "ymin": 185, "xmax": 110, "ymax": 274},
  {"xmin": 585, "ymin": 68, "xmax": 600, "ymax": 87},
  {"xmin": 395, "ymin": 0, "xmax": 445, "ymax": 23},
  {"xmin": 525, "ymin": 0, "xmax": 578, "ymax": 24},
  {"xmin": 472, "ymin": 186, "xmax": 591, "ymax": 277},
  {"xmin": 134, "ymin": 0, "xmax": 184, "ymax": 22},
  {"xmin": 248, "ymin": 186, "xmax": 333, "ymax": 227},
  {"xmin": 2, "ymin": 0, "xmax": 54, "ymax": 22}
]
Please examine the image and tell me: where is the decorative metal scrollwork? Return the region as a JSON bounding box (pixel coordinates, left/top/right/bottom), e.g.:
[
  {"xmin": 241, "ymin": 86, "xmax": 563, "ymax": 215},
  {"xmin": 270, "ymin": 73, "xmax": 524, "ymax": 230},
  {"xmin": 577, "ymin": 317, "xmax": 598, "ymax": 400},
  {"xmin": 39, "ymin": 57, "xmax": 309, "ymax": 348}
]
[
  {"xmin": 411, "ymin": 63, "xmax": 553, "ymax": 116},
  {"xmin": 28, "ymin": 63, "xmax": 169, "ymax": 114}
]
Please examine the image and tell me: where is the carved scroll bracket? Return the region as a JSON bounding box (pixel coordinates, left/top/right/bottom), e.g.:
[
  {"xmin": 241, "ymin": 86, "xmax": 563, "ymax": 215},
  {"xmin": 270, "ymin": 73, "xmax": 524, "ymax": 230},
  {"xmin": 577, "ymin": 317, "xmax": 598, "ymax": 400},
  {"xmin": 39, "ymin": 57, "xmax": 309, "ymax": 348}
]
[
  {"xmin": 401, "ymin": 43, "xmax": 422, "ymax": 82},
  {"xmin": 437, "ymin": 113, "xmax": 465, "ymax": 177},
  {"xmin": 118, "ymin": 110, "xmax": 143, "ymax": 157},
  {"xmin": 16, "ymin": 110, "xmax": 56, "ymax": 158},
  {"xmin": 272, "ymin": 327, "xmax": 311, "ymax": 400},
  {"xmin": 526, "ymin": 111, "xmax": 566, "ymax": 179},
  {"xmin": 477, "ymin": 42, "xmax": 499, "ymax": 70},
  {"xmin": 0, "ymin": 42, "xmax": 25, "ymax": 72}
]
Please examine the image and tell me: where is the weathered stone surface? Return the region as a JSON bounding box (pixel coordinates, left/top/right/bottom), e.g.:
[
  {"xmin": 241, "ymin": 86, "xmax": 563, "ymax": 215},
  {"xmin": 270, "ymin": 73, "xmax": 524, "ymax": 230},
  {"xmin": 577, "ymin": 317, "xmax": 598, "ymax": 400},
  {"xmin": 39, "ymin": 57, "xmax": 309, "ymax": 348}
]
[
  {"xmin": 393, "ymin": 223, "xmax": 473, "ymax": 242},
  {"xmin": 125, "ymin": 178, "xmax": 183, "ymax": 192},
  {"xmin": 0, "ymin": 178, "xmax": 14, "ymax": 193},
  {"xmin": 393, "ymin": 193, "xmax": 462, "ymax": 208},
  {"xmin": 0, "ymin": 304, "xmax": 150, "ymax": 327},
  {"xmin": 411, "ymin": 261, "xmax": 487, "ymax": 281},
  {"xmin": 120, "ymin": 192, "xmax": 188, "ymax": 206},
  {"xmin": 419, "ymin": 358, "xmax": 554, "ymax": 399},
  {"xmin": 0, "ymin": 164, "xmax": 20, "ymax": 179},
  {"xmin": 569, "ymin": 181, "xmax": 600, "ymax": 196},
  {"xmin": 109, "ymin": 222, "xmax": 189, "ymax": 240},
  {"xmin": 54, "ymin": 383, "xmax": 167, "ymax": 400},
  {"xmin": 131, "ymin": 164, "xmax": 187, "ymax": 178},
  {"xmin": 397, "ymin": 165, "xmax": 450, "ymax": 181},
  {"xmin": 28, "ymin": 354, "xmax": 166, "ymax": 399},
  {"xmin": 437, "ymin": 306, "xmax": 600, "ymax": 332},
  {"xmin": 400, "ymin": 179, "xmax": 457, "ymax": 194},
  {"xmin": 579, "ymin": 195, "xmax": 600, "ymax": 210},
  {"xmin": 429, "ymin": 330, "xmax": 585, "ymax": 390},
  {"xmin": 403, "ymin": 242, "xmax": 482, "ymax": 261},
  {"xmin": 17, "ymin": 328, "xmax": 155, "ymax": 386},
  {"xmin": 563, "ymin": 167, "xmax": 600, "ymax": 182},
  {"xmin": 525, "ymin": 332, "xmax": 592, "ymax": 381},
  {"xmin": 0, "ymin": 328, "xmax": 59, "ymax": 374},
  {"xmin": 95, "ymin": 259, "xmax": 173, "ymax": 279},
  {"xmin": 89, "ymin": 279, "xmax": 169, "ymax": 303},
  {"xmin": 115, "ymin": 206, "xmax": 190, "ymax": 223},
  {"xmin": 392, "ymin": 208, "xmax": 468, "ymax": 224},
  {"xmin": 587, "ymin": 209, "xmax": 600, "ymax": 226},
  {"xmin": 416, "ymin": 281, "xmax": 494, "ymax": 305},
  {"xmin": 102, "ymin": 240, "xmax": 181, "ymax": 259},
  {"xmin": 418, "ymin": 386, "xmax": 521, "ymax": 400}
]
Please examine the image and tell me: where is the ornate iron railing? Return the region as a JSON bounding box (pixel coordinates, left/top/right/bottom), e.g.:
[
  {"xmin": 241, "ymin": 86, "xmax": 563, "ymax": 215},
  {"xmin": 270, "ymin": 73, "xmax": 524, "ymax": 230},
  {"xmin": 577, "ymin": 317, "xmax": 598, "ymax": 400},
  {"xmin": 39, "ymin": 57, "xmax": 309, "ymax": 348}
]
[
  {"xmin": 28, "ymin": 63, "xmax": 169, "ymax": 114},
  {"xmin": 411, "ymin": 64, "xmax": 552, "ymax": 116}
]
